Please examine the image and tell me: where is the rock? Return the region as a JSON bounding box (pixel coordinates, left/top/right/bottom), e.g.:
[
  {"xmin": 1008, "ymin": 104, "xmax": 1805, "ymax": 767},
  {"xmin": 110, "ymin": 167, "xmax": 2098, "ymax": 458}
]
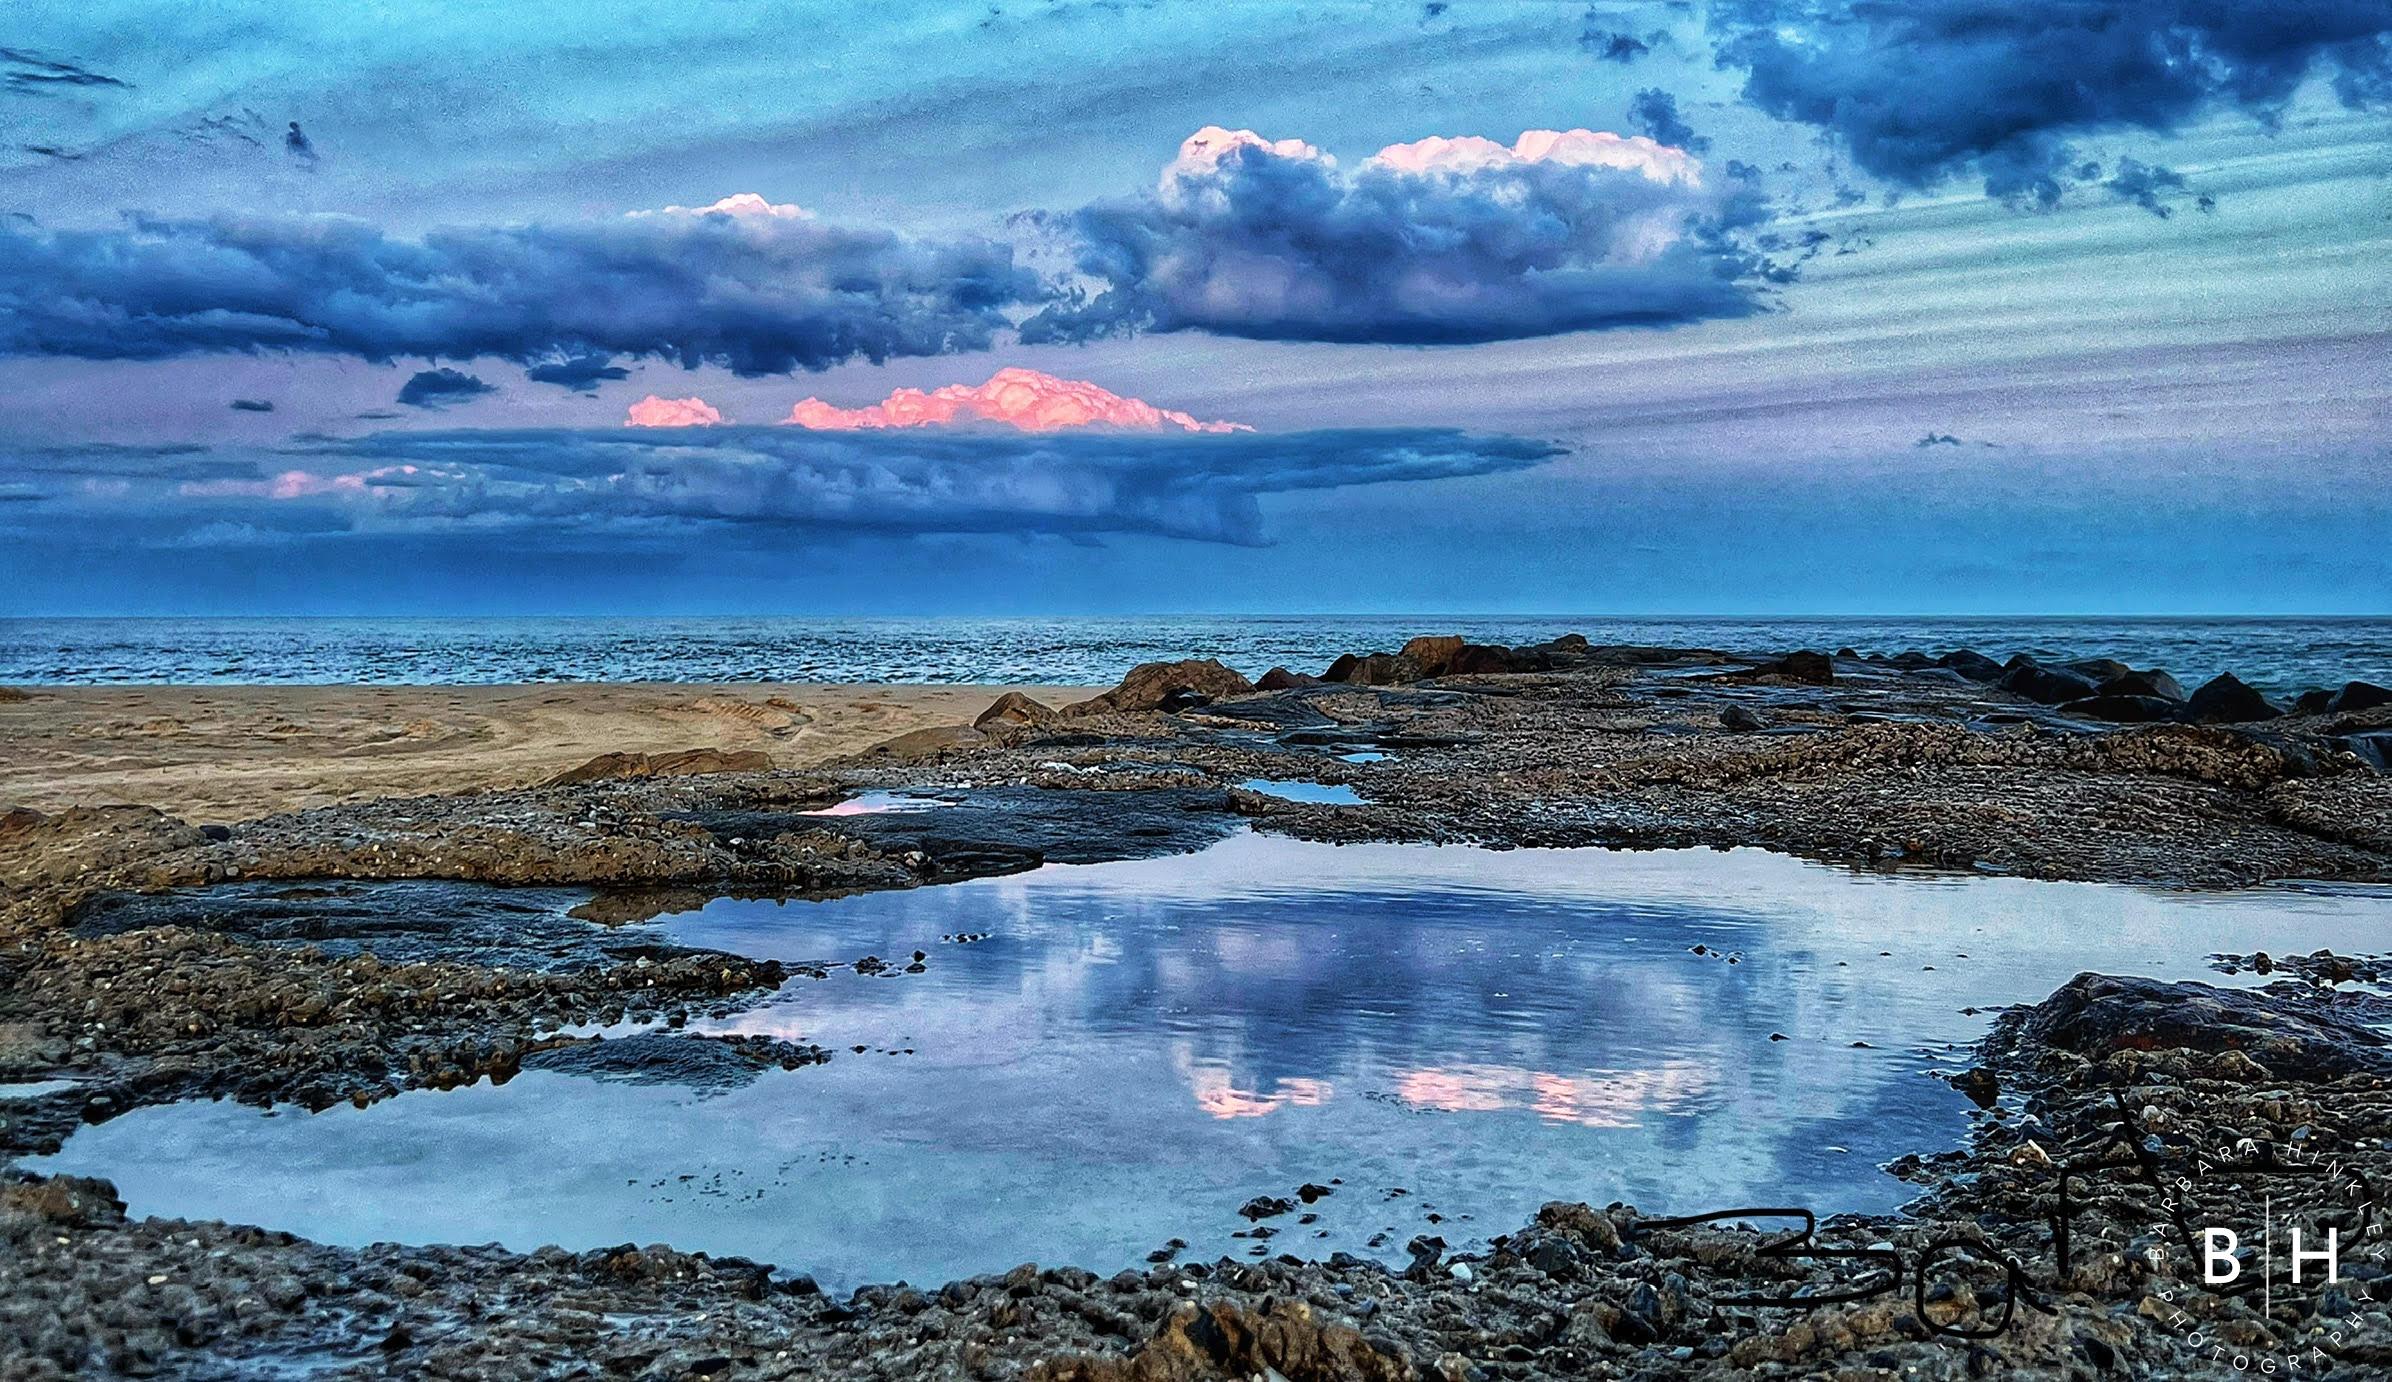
[
  {"xmin": 1747, "ymin": 650, "xmax": 1835, "ymax": 684},
  {"xmin": 1255, "ymin": 667, "xmax": 1323, "ymax": 691},
  {"xmin": 975, "ymin": 692, "xmax": 1061, "ymax": 730},
  {"xmin": 1948, "ymin": 1068, "xmax": 1999, "ymax": 1108},
  {"xmin": 1999, "ymin": 661, "xmax": 2100, "ymax": 705},
  {"xmin": 2293, "ymin": 688, "xmax": 2336, "ymax": 714},
  {"xmin": 1398, "ymin": 636, "xmax": 1467, "ymax": 677},
  {"xmin": 1720, "ymin": 705, "xmax": 1765, "ymax": 731},
  {"xmin": 2059, "ymin": 658, "xmax": 2132, "ymax": 683},
  {"xmin": 542, "ymin": 748, "xmax": 772, "ymax": 787},
  {"xmin": 1447, "ymin": 644, "xmax": 1524, "ymax": 675},
  {"xmin": 2185, "ymin": 673, "xmax": 2283, "ymax": 724},
  {"xmin": 2098, "ymin": 669, "xmax": 2186, "ymax": 702},
  {"xmin": 1326, "ymin": 653, "xmax": 1422, "ymax": 687},
  {"xmin": 2327, "ymin": 680, "xmax": 2392, "ymax": 713},
  {"xmin": 1989, "ymin": 973, "xmax": 2392, "ymax": 1080},
  {"xmin": 1934, "ymin": 649, "xmax": 2005, "ymax": 682},
  {"xmin": 2057, "ymin": 694, "xmax": 2184, "ymax": 724},
  {"xmin": 1065, "ymin": 659, "xmax": 1254, "ymax": 715},
  {"xmin": 1238, "ymin": 1195, "xmax": 1294, "ymax": 1220}
]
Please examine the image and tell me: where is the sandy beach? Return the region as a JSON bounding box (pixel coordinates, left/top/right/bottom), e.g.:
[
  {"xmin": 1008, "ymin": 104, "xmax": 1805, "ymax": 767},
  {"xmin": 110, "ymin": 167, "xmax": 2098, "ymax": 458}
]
[{"xmin": 0, "ymin": 682, "xmax": 1091, "ymax": 822}]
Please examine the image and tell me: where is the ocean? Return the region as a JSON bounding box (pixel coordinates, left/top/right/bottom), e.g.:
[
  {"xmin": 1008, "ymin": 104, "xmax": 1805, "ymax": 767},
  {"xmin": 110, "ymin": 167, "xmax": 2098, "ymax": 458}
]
[{"xmin": 2, "ymin": 616, "xmax": 2386, "ymax": 698}]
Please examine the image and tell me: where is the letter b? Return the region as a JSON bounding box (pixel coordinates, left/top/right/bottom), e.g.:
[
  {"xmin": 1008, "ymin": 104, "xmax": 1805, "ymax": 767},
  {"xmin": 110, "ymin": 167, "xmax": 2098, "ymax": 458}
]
[{"xmin": 2204, "ymin": 1228, "xmax": 2241, "ymax": 1283}]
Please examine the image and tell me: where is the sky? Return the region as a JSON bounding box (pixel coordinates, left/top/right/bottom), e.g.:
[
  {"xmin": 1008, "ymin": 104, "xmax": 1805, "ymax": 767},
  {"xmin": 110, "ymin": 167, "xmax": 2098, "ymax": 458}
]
[{"xmin": 2, "ymin": 1, "xmax": 2387, "ymax": 616}]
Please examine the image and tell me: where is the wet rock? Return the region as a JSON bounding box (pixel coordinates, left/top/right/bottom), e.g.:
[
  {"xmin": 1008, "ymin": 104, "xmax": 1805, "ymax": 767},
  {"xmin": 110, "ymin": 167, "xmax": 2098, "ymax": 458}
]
[
  {"xmin": 2328, "ymin": 680, "xmax": 2392, "ymax": 713},
  {"xmin": 1989, "ymin": 972, "xmax": 2392, "ymax": 1079},
  {"xmin": 541, "ymin": 749, "xmax": 773, "ymax": 787},
  {"xmin": 1746, "ymin": 650, "xmax": 1835, "ymax": 684},
  {"xmin": 1948, "ymin": 1068, "xmax": 1999, "ymax": 1108},
  {"xmin": 1238, "ymin": 1195, "xmax": 1294, "ymax": 1221},
  {"xmin": 1999, "ymin": 661, "xmax": 2100, "ymax": 705},
  {"xmin": 1935, "ymin": 649, "xmax": 2006, "ymax": 682},
  {"xmin": 976, "ymin": 692, "xmax": 1061, "ymax": 730},
  {"xmin": 519, "ymin": 1032, "xmax": 830, "ymax": 1091},
  {"xmin": 1066, "ymin": 659, "xmax": 1255, "ymax": 715},
  {"xmin": 2185, "ymin": 673, "xmax": 2283, "ymax": 724},
  {"xmin": 2098, "ymin": 669, "xmax": 2187, "ymax": 702}
]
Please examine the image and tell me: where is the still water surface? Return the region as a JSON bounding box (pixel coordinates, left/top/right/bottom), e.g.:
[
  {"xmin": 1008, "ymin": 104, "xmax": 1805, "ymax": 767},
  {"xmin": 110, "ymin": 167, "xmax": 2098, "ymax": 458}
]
[{"xmin": 37, "ymin": 836, "xmax": 2392, "ymax": 1292}]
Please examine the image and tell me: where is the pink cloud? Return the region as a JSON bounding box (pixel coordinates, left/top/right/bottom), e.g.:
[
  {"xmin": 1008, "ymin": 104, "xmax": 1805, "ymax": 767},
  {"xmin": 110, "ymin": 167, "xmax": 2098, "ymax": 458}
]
[
  {"xmin": 1370, "ymin": 129, "xmax": 1698, "ymax": 185},
  {"xmin": 785, "ymin": 367, "xmax": 1248, "ymax": 434},
  {"xmin": 639, "ymin": 192, "xmax": 811, "ymax": 220},
  {"xmin": 626, "ymin": 395, "xmax": 724, "ymax": 427}
]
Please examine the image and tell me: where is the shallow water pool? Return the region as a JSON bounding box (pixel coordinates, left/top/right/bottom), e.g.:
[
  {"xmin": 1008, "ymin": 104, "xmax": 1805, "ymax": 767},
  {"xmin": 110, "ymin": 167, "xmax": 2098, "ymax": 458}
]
[{"xmin": 35, "ymin": 836, "xmax": 2392, "ymax": 1293}]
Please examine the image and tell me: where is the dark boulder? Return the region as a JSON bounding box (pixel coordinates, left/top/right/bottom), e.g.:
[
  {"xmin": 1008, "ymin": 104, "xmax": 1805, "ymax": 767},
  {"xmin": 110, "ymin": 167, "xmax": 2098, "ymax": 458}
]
[
  {"xmin": 1990, "ymin": 973, "xmax": 2392, "ymax": 1080},
  {"xmin": 1934, "ymin": 649, "xmax": 2005, "ymax": 682},
  {"xmin": 1999, "ymin": 661, "xmax": 2100, "ymax": 705},
  {"xmin": 1748, "ymin": 650, "xmax": 1835, "ymax": 684},
  {"xmin": 2327, "ymin": 680, "xmax": 2392, "ymax": 713},
  {"xmin": 2185, "ymin": 673, "xmax": 2283, "ymax": 724},
  {"xmin": 1447, "ymin": 643, "xmax": 1524, "ymax": 675},
  {"xmin": 2059, "ymin": 658, "xmax": 2132, "ymax": 683},
  {"xmin": 1720, "ymin": 704, "xmax": 1765, "ymax": 731},
  {"xmin": 2057, "ymin": 693, "xmax": 2183, "ymax": 723},
  {"xmin": 1254, "ymin": 666, "xmax": 1323, "ymax": 691},
  {"xmin": 2098, "ymin": 669, "xmax": 2186, "ymax": 701},
  {"xmin": 2293, "ymin": 688, "xmax": 2336, "ymax": 714},
  {"xmin": 1888, "ymin": 651, "xmax": 1935, "ymax": 670},
  {"xmin": 1326, "ymin": 652, "xmax": 1422, "ymax": 686}
]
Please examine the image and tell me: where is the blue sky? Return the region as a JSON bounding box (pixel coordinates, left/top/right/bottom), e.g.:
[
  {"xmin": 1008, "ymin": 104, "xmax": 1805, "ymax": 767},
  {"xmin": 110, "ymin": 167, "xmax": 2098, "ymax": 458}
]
[{"xmin": 2, "ymin": 1, "xmax": 2387, "ymax": 615}]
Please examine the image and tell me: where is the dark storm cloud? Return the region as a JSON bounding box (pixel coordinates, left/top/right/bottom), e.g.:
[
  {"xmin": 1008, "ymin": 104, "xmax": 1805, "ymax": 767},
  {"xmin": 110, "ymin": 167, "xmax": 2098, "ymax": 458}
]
[
  {"xmin": 0, "ymin": 426, "xmax": 1563, "ymax": 549},
  {"xmin": 397, "ymin": 367, "xmax": 495, "ymax": 408},
  {"xmin": 0, "ymin": 208, "xmax": 1045, "ymax": 376},
  {"xmin": 2104, "ymin": 157, "xmax": 2189, "ymax": 216},
  {"xmin": 1716, "ymin": 2, "xmax": 2392, "ymax": 205},
  {"xmin": 229, "ymin": 398, "xmax": 276, "ymax": 412},
  {"xmin": 525, "ymin": 355, "xmax": 632, "ymax": 391},
  {"xmin": 1627, "ymin": 89, "xmax": 1709, "ymax": 153},
  {"xmin": 1023, "ymin": 132, "xmax": 1774, "ymax": 347}
]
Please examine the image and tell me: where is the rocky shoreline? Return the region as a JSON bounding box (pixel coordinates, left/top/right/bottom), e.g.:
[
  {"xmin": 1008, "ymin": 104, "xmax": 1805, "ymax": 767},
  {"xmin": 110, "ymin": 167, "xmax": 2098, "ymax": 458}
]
[{"xmin": 6, "ymin": 638, "xmax": 2392, "ymax": 1378}]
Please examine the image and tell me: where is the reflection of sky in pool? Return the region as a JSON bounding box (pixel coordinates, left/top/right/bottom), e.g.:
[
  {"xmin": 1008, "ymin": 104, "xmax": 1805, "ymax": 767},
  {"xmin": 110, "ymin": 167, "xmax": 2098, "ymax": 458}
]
[
  {"xmin": 37, "ymin": 836, "xmax": 2392, "ymax": 1294},
  {"xmin": 1236, "ymin": 778, "xmax": 1363, "ymax": 804},
  {"xmin": 798, "ymin": 790, "xmax": 959, "ymax": 816}
]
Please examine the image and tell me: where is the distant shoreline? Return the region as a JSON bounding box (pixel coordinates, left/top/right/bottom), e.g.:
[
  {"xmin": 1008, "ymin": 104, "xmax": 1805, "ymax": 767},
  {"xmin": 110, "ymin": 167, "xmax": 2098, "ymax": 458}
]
[{"xmin": 0, "ymin": 682, "xmax": 1092, "ymax": 823}]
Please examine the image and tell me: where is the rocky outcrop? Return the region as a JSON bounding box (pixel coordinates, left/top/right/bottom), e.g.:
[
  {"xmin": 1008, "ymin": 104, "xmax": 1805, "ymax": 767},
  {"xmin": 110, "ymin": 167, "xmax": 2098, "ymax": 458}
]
[
  {"xmin": 1064, "ymin": 660, "xmax": 1254, "ymax": 715},
  {"xmin": 1998, "ymin": 661, "xmax": 2100, "ymax": 705},
  {"xmin": 975, "ymin": 692, "xmax": 1061, "ymax": 729},
  {"xmin": 541, "ymin": 748, "xmax": 772, "ymax": 787},
  {"xmin": 1989, "ymin": 972, "xmax": 2392, "ymax": 1080},
  {"xmin": 2057, "ymin": 693, "xmax": 2183, "ymax": 723},
  {"xmin": 2185, "ymin": 672, "xmax": 2283, "ymax": 723},
  {"xmin": 1254, "ymin": 667, "xmax": 1323, "ymax": 691},
  {"xmin": 1742, "ymin": 650, "xmax": 1835, "ymax": 684},
  {"xmin": 1030, "ymin": 1298, "xmax": 1410, "ymax": 1382},
  {"xmin": 2328, "ymin": 680, "xmax": 2392, "ymax": 713}
]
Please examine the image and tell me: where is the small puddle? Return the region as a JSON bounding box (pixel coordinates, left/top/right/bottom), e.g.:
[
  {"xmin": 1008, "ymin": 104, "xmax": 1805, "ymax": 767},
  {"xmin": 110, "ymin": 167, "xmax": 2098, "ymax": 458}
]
[
  {"xmin": 1339, "ymin": 751, "xmax": 1390, "ymax": 764},
  {"xmin": 1236, "ymin": 779, "xmax": 1363, "ymax": 805},
  {"xmin": 799, "ymin": 791, "xmax": 960, "ymax": 817},
  {"xmin": 34, "ymin": 836, "xmax": 2392, "ymax": 1294}
]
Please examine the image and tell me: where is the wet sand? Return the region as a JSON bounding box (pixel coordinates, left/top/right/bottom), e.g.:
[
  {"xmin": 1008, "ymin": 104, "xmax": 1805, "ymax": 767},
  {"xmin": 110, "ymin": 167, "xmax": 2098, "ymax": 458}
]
[{"xmin": 0, "ymin": 682, "xmax": 1095, "ymax": 822}]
